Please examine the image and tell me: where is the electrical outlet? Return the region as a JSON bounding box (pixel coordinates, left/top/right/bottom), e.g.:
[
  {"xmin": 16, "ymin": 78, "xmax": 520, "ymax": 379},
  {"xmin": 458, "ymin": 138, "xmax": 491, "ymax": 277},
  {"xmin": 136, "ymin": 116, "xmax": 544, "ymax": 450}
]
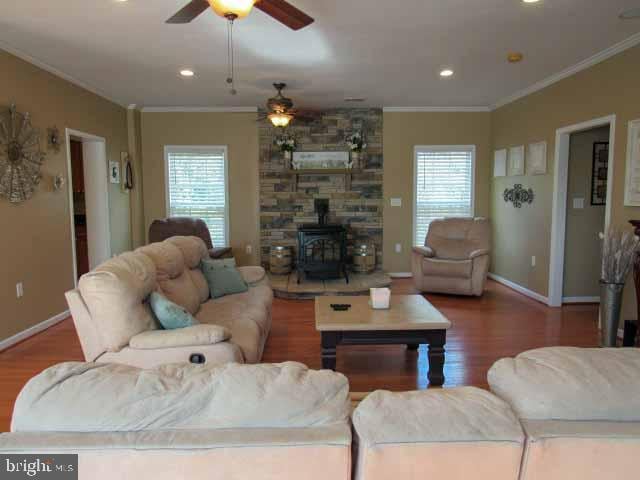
[
  {"xmin": 390, "ymin": 198, "xmax": 402, "ymax": 207},
  {"xmin": 395, "ymin": 243, "xmax": 402, "ymax": 254},
  {"xmin": 246, "ymin": 245, "xmax": 253, "ymax": 255},
  {"xmin": 16, "ymin": 282, "xmax": 24, "ymax": 298},
  {"xmin": 531, "ymin": 256, "xmax": 536, "ymax": 268}
]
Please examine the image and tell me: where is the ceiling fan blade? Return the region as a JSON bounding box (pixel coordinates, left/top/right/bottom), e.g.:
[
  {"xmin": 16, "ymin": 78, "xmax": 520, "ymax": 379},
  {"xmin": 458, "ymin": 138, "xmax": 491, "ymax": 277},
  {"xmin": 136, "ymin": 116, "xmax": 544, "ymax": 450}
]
[
  {"xmin": 255, "ymin": 0, "xmax": 314, "ymax": 30},
  {"xmin": 166, "ymin": 0, "xmax": 210, "ymax": 24}
]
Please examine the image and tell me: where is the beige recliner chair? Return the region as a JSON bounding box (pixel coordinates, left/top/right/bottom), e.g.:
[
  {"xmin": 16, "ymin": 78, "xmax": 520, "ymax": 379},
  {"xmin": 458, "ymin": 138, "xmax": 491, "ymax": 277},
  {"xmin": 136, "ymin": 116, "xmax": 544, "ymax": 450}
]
[{"xmin": 412, "ymin": 217, "xmax": 490, "ymax": 296}]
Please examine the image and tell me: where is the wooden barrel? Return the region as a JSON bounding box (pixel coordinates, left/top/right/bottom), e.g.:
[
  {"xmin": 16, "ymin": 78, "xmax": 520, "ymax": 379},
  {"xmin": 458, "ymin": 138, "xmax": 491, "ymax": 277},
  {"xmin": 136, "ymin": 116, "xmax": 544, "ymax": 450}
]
[
  {"xmin": 352, "ymin": 244, "xmax": 376, "ymax": 274},
  {"xmin": 270, "ymin": 246, "xmax": 292, "ymax": 275}
]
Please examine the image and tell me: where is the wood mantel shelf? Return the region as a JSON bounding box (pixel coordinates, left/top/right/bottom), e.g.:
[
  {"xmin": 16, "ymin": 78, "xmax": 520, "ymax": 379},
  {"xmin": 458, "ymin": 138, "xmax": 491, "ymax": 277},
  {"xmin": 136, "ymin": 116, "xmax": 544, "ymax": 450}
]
[{"xmin": 287, "ymin": 169, "xmax": 361, "ymax": 192}]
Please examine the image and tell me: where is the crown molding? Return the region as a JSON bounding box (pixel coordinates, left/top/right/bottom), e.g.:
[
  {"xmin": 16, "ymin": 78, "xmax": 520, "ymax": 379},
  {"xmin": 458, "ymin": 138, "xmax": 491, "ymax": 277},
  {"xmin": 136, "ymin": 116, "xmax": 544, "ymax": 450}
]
[
  {"xmin": 383, "ymin": 106, "xmax": 490, "ymax": 113},
  {"xmin": 140, "ymin": 106, "xmax": 259, "ymax": 113},
  {"xmin": 0, "ymin": 39, "xmax": 128, "ymax": 108},
  {"xmin": 492, "ymin": 32, "xmax": 640, "ymax": 110}
]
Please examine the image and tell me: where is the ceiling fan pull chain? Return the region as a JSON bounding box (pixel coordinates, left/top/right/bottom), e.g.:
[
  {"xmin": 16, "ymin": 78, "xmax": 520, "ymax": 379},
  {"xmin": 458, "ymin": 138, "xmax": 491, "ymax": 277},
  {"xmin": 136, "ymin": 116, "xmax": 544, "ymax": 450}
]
[{"xmin": 226, "ymin": 18, "xmax": 237, "ymax": 95}]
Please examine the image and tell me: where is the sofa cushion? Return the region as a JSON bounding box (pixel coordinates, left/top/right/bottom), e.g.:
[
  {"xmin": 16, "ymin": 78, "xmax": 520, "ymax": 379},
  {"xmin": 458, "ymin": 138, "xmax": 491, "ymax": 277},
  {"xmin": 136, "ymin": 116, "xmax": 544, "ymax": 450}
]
[
  {"xmin": 353, "ymin": 387, "xmax": 523, "ymax": 446},
  {"xmin": 201, "ymin": 259, "xmax": 249, "ymax": 299},
  {"xmin": 164, "ymin": 236, "xmax": 210, "ymax": 304},
  {"xmin": 422, "ymin": 258, "xmax": 472, "ymax": 278},
  {"xmin": 149, "ymin": 292, "xmax": 198, "ymax": 330},
  {"xmin": 78, "ymin": 252, "xmax": 158, "ymax": 352},
  {"xmin": 238, "ymin": 266, "xmax": 267, "ymax": 286},
  {"xmin": 488, "ymin": 347, "xmax": 640, "ymax": 421},
  {"xmin": 11, "ymin": 362, "xmax": 350, "ymax": 432},
  {"xmin": 129, "ymin": 324, "xmax": 231, "ymax": 349},
  {"xmin": 137, "ymin": 242, "xmax": 201, "ymax": 315}
]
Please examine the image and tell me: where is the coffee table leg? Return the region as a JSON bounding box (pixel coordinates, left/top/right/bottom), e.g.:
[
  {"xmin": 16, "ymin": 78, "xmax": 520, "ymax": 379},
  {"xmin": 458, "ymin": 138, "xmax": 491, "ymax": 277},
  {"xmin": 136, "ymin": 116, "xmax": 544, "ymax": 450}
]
[
  {"xmin": 427, "ymin": 331, "xmax": 446, "ymax": 386},
  {"xmin": 321, "ymin": 332, "xmax": 338, "ymax": 370}
]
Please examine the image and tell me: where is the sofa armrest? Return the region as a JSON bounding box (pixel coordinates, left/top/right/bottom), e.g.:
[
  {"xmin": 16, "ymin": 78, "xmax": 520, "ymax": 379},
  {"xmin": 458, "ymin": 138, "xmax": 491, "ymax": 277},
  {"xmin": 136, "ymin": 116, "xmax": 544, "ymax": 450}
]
[
  {"xmin": 129, "ymin": 325, "xmax": 231, "ymax": 350},
  {"xmin": 469, "ymin": 249, "xmax": 490, "ymax": 259},
  {"xmin": 412, "ymin": 246, "xmax": 435, "ymax": 258},
  {"xmin": 209, "ymin": 247, "xmax": 234, "ymax": 259},
  {"xmin": 238, "ymin": 266, "xmax": 267, "ymax": 286}
]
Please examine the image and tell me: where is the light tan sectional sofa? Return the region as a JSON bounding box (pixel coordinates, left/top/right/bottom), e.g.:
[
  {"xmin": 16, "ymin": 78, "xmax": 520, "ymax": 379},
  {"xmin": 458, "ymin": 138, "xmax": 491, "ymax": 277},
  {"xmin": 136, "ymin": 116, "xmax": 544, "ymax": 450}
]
[
  {"xmin": 0, "ymin": 362, "xmax": 352, "ymax": 480},
  {"xmin": 488, "ymin": 347, "xmax": 640, "ymax": 480},
  {"xmin": 66, "ymin": 236, "xmax": 273, "ymax": 368}
]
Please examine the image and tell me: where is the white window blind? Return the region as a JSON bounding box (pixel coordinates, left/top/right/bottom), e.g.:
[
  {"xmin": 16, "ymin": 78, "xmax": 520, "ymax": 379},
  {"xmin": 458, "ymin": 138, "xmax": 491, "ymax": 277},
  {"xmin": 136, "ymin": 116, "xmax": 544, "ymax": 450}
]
[
  {"xmin": 414, "ymin": 146, "xmax": 475, "ymax": 246},
  {"xmin": 165, "ymin": 146, "xmax": 228, "ymax": 247}
]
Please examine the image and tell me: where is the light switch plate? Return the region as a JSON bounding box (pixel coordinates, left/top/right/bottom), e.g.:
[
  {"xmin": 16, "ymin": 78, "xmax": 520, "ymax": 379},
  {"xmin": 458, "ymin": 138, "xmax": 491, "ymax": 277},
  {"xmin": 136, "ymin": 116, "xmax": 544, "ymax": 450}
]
[
  {"xmin": 390, "ymin": 198, "xmax": 402, "ymax": 207},
  {"xmin": 572, "ymin": 197, "xmax": 585, "ymax": 209},
  {"xmin": 395, "ymin": 243, "xmax": 402, "ymax": 253}
]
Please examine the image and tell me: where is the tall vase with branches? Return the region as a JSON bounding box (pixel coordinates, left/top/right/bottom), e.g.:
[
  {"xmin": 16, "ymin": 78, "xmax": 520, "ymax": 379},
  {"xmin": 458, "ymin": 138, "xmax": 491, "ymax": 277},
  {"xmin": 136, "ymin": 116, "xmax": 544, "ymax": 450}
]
[{"xmin": 599, "ymin": 228, "xmax": 640, "ymax": 347}]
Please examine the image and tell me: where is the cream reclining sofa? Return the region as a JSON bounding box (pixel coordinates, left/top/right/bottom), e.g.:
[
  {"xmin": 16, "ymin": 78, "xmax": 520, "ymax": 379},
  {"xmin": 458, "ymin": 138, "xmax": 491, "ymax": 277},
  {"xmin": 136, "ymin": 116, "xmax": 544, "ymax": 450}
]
[
  {"xmin": 0, "ymin": 361, "xmax": 352, "ymax": 480},
  {"xmin": 66, "ymin": 236, "xmax": 273, "ymax": 368},
  {"xmin": 488, "ymin": 347, "xmax": 640, "ymax": 480},
  {"xmin": 352, "ymin": 347, "xmax": 640, "ymax": 480}
]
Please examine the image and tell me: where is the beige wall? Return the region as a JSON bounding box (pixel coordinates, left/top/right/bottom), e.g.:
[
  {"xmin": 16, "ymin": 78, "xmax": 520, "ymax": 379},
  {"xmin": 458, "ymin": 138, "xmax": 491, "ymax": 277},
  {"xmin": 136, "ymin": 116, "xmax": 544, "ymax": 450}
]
[
  {"xmin": 0, "ymin": 49, "xmax": 131, "ymax": 342},
  {"xmin": 491, "ymin": 44, "xmax": 640, "ymax": 319},
  {"xmin": 563, "ymin": 126, "xmax": 609, "ymax": 298},
  {"xmin": 127, "ymin": 108, "xmax": 146, "ymax": 248},
  {"xmin": 140, "ymin": 112, "xmax": 260, "ymax": 266},
  {"xmin": 383, "ymin": 112, "xmax": 492, "ymax": 273}
]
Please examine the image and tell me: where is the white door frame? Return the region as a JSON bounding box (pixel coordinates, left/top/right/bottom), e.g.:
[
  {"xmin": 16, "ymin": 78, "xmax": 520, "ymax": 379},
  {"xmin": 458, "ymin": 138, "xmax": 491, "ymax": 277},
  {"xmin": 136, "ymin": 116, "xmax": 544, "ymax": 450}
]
[
  {"xmin": 548, "ymin": 115, "xmax": 616, "ymax": 307},
  {"xmin": 65, "ymin": 128, "xmax": 112, "ymax": 287}
]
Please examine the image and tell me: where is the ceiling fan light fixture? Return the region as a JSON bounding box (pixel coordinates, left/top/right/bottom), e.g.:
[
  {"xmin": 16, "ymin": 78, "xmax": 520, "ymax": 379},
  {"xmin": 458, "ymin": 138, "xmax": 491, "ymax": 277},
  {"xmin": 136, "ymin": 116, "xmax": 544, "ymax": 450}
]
[
  {"xmin": 269, "ymin": 112, "xmax": 293, "ymax": 128},
  {"xmin": 208, "ymin": 0, "xmax": 257, "ymax": 19}
]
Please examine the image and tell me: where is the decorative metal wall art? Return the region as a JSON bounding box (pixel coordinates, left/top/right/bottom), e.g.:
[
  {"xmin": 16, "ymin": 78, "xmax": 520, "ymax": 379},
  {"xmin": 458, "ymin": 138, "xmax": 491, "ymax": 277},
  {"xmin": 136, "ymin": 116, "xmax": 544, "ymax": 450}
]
[
  {"xmin": 503, "ymin": 184, "xmax": 535, "ymax": 208},
  {"xmin": 0, "ymin": 104, "xmax": 46, "ymax": 203}
]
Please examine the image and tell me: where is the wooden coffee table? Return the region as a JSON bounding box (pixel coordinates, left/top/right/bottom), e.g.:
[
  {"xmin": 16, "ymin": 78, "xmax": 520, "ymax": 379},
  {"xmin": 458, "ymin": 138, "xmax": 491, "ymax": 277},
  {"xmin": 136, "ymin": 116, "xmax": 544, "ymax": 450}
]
[{"xmin": 315, "ymin": 295, "xmax": 452, "ymax": 386}]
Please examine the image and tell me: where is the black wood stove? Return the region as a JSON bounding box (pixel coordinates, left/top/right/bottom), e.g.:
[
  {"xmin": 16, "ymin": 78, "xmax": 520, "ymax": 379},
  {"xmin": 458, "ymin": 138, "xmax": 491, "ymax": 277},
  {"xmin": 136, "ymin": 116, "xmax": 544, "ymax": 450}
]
[{"xmin": 297, "ymin": 199, "xmax": 349, "ymax": 284}]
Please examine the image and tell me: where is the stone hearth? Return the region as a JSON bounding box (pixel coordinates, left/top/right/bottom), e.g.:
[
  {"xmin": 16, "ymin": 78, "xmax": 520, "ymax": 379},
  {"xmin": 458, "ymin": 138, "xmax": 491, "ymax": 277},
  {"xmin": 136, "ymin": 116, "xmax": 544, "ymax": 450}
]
[
  {"xmin": 260, "ymin": 109, "xmax": 383, "ymax": 271},
  {"xmin": 269, "ymin": 271, "xmax": 392, "ymax": 300}
]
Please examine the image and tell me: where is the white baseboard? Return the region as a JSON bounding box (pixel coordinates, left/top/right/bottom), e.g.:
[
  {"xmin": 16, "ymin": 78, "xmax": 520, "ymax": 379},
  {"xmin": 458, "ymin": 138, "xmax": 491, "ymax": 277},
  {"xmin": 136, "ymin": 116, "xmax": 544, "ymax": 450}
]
[
  {"xmin": 488, "ymin": 273, "xmax": 550, "ymax": 305},
  {"xmin": 389, "ymin": 272, "xmax": 412, "ymax": 278},
  {"xmin": 563, "ymin": 296, "xmax": 600, "ymax": 304},
  {"xmin": 0, "ymin": 310, "xmax": 70, "ymax": 352}
]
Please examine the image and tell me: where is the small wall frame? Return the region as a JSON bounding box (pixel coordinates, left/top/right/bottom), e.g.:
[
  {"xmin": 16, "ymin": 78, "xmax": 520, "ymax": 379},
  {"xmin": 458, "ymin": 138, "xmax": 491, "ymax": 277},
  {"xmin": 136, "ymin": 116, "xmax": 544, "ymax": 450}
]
[
  {"xmin": 527, "ymin": 141, "xmax": 547, "ymax": 175},
  {"xmin": 509, "ymin": 145, "xmax": 525, "ymax": 176}
]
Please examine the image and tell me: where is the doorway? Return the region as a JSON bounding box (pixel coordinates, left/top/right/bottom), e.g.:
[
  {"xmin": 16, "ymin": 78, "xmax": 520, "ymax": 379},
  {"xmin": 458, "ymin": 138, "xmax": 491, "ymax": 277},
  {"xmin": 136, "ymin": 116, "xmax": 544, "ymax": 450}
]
[
  {"xmin": 548, "ymin": 115, "xmax": 616, "ymax": 307},
  {"xmin": 65, "ymin": 129, "xmax": 111, "ymax": 285}
]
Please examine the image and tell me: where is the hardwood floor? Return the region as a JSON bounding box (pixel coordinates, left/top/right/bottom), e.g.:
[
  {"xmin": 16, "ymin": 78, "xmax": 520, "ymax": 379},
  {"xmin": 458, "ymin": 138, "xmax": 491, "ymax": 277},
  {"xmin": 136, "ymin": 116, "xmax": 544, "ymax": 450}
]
[{"xmin": 0, "ymin": 279, "xmax": 599, "ymax": 432}]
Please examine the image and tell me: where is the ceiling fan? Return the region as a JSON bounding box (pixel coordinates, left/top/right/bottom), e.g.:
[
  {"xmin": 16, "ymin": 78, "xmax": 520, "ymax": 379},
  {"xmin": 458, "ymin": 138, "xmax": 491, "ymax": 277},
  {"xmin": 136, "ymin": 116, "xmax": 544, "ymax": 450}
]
[
  {"xmin": 260, "ymin": 83, "xmax": 316, "ymax": 128},
  {"xmin": 166, "ymin": 0, "xmax": 315, "ymax": 31}
]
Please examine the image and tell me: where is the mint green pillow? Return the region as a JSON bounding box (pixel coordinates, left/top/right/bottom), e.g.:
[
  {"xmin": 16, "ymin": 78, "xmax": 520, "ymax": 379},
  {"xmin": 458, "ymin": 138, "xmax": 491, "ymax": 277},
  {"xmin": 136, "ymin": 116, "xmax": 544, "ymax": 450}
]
[
  {"xmin": 149, "ymin": 292, "xmax": 199, "ymax": 330},
  {"xmin": 201, "ymin": 258, "xmax": 249, "ymax": 299}
]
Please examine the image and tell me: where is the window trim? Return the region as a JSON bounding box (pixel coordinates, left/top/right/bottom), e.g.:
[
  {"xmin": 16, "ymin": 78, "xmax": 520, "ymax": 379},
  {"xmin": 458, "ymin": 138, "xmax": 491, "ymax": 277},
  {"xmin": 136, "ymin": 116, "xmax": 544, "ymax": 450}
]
[
  {"xmin": 412, "ymin": 145, "xmax": 476, "ymax": 246},
  {"xmin": 163, "ymin": 145, "xmax": 230, "ymax": 247}
]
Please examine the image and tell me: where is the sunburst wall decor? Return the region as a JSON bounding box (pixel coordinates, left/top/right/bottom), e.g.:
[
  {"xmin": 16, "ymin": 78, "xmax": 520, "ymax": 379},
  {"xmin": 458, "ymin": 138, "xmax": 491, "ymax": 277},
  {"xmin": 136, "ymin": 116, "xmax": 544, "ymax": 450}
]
[{"xmin": 0, "ymin": 104, "xmax": 46, "ymax": 203}]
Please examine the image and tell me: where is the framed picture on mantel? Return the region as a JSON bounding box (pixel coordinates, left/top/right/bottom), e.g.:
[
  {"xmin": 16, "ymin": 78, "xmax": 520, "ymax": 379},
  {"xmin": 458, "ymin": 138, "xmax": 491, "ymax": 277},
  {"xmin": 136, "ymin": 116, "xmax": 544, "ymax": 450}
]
[{"xmin": 291, "ymin": 151, "xmax": 351, "ymax": 170}]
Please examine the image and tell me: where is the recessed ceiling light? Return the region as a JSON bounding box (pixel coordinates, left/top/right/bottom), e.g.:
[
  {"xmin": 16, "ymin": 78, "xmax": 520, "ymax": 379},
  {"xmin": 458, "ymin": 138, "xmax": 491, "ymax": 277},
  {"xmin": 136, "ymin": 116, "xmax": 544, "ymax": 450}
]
[
  {"xmin": 440, "ymin": 69, "xmax": 454, "ymax": 77},
  {"xmin": 522, "ymin": 0, "xmax": 540, "ymax": 3},
  {"xmin": 620, "ymin": 7, "xmax": 640, "ymax": 19},
  {"xmin": 344, "ymin": 97, "xmax": 366, "ymax": 103},
  {"xmin": 507, "ymin": 52, "xmax": 524, "ymax": 63},
  {"xmin": 180, "ymin": 69, "xmax": 195, "ymax": 77}
]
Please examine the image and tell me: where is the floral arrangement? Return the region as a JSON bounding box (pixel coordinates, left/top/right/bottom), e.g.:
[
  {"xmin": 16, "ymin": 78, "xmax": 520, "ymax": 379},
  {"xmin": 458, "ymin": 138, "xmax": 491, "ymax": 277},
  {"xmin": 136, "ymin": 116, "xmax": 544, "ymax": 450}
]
[
  {"xmin": 274, "ymin": 135, "xmax": 297, "ymax": 153},
  {"xmin": 346, "ymin": 131, "xmax": 367, "ymax": 152},
  {"xmin": 600, "ymin": 228, "xmax": 640, "ymax": 284}
]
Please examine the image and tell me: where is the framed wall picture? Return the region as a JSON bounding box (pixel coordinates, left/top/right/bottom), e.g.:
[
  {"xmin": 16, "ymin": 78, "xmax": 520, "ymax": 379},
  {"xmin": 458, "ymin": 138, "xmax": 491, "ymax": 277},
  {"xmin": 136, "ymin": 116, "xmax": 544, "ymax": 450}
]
[
  {"xmin": 493, "ymin": 149, "xmax": 507, "ymax": 177},
  {"xmin": 509, "ymin": 145, "xmax": 525, "ymax": 176},
  {"xmin": 109, "ymin": 160, "xmax": 121, "ymax": 184},
  {"xmin": 527, "ymin": 141, "xmax": 547, "ymax": 175},
  {"xmin": 591, "ymin": 142, "xmax": 609, "ymax": 206},
  {"xmin": 624, "ymin": 119, "xmax": 640, "ymax": 206}
]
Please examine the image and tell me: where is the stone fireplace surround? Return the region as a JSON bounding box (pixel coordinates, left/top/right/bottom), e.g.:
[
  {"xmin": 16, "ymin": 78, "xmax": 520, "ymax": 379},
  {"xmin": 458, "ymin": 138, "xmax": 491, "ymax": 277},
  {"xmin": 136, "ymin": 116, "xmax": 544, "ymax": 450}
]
[{"xmin": 259, "ymin": 109, "xmax": 383, "ymax": 271}]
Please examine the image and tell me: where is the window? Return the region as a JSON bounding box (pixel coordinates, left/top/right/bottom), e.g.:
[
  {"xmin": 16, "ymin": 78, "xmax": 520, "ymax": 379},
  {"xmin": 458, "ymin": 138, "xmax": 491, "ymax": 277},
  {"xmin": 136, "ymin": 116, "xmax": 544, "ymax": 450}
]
[
  {"xmin": 165, "ymin": 146, "xmax": 229, "ymax": 247},
  {"xmin": 414, "ymin": 146, "xmax": 475, "ymax": 246}
]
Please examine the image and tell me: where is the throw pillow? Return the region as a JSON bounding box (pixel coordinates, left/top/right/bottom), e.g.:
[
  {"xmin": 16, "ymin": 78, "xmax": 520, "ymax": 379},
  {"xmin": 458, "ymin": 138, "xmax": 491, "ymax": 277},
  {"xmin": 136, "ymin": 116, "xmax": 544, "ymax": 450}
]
[
  {"xmin": 201, "ymin": 258, "xmax": 249, "ymax": 298},
  {"xmin": 149, "ymin": 291, "xmax": 199, "ymax": 330}
]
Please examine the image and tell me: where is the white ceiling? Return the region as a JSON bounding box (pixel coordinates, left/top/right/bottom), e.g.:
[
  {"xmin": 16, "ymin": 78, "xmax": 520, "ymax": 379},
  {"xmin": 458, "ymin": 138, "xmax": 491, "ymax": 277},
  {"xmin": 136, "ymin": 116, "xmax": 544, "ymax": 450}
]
[{"xmin": 1, "ymin": 0, "xmax": 640, "ymax": 109}]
